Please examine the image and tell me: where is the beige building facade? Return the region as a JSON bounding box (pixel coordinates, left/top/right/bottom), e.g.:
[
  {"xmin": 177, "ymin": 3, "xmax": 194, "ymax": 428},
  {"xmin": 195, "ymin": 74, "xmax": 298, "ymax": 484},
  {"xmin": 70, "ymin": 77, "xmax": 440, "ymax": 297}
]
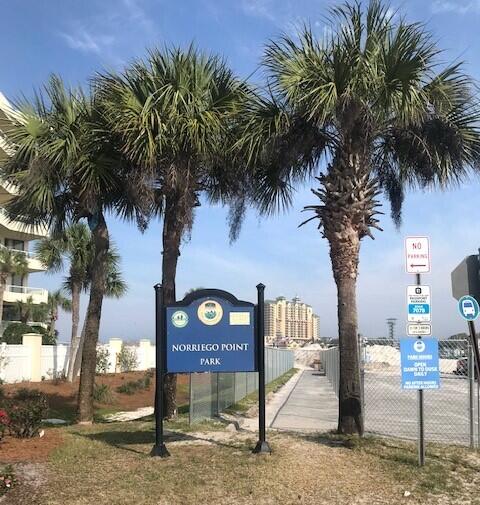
[{"xmin": 265, "ymin": 296, "xmax": 320, "ymax": 347}]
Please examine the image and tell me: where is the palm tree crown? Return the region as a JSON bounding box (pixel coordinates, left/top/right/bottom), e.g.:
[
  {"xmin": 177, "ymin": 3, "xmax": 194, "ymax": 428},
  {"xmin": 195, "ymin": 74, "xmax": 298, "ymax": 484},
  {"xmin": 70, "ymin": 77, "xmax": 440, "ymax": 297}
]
[
  {"xmin": 98, "ymin": 46, "xmax": 251, "ymax": 243},
  {"xmin": 242, "ymin": 0, "xmax": 480, "ymax": 222},
  {"xmin": 0, "ymin": 248, "xmax": 29, "ymax": 322}
]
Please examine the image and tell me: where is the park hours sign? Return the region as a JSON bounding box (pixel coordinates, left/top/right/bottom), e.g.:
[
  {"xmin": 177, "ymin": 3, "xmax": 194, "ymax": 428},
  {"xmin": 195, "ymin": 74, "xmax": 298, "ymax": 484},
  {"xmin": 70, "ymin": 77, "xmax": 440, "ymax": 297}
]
[{"xmin": 405, "ymin": 236, "xmax": 431, "ymax": 274}]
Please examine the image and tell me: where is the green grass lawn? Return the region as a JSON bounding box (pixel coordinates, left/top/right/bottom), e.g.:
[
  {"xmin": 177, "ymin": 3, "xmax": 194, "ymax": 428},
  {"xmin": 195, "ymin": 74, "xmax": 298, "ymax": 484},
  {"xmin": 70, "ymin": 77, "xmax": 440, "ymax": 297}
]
[{"xmin": 20, "ymin": 421, "xmax": 479, "ymax": 505}]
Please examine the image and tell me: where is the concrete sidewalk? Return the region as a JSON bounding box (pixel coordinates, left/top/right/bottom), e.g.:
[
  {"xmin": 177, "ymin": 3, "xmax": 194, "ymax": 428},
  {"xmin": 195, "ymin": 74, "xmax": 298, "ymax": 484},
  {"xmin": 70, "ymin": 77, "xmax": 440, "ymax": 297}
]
[{"xmin": 271, "ymin": 370, "xmax": 338, "ymax": 432}]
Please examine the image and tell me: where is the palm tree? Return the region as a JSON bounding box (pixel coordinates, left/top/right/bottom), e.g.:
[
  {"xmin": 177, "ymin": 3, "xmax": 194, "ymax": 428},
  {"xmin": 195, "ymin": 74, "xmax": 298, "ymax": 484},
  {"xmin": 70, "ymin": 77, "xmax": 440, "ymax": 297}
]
[
  {"xmin": 45, "ymin": 290, "xmax": 71, "ymax": 340},
  {"xmin": 1, "ymin": 76, "xmax": 145, "ymax": 422},
  {"xmin": 98, "ymin": 46, "xmax": 250, "ymax": 417},
  {"xmin": 14, "ymin": 296, "xmax": 48, "ymax": 324},
  {"xmin": 36, "ymin": 223, "xmax": 91, "ymax": 381},
  {"xmin": 240, "ymin": 1, "xmax": 480, "ymax": 434},
  {"xmin": 70, "ymin": 245, "xmax": 128, "ymax": 380},
  {"xmin": 0, "ymin": 248, "xmax": 28, "ymax": 323}
]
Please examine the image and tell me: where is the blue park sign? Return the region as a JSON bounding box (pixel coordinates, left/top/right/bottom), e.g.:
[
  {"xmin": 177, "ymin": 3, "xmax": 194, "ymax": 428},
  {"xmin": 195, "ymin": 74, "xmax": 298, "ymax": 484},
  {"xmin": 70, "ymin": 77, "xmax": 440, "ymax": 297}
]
[
  {"xmin": 458, "ymin": 295, "xmax": 480, "ymax": 321},
  {"xmin": 400, "ymin": 337, "xmax": 440, "ymax": 390},
  {"xmin": 166, "ymin": 290, "xmax": 256, "ymax": 373}
]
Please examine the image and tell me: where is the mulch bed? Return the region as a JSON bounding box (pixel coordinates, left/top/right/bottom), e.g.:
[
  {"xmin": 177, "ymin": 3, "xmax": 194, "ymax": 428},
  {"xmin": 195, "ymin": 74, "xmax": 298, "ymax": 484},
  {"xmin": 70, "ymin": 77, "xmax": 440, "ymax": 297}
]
[
  {"xmin": 0, "ymin": 429, "xmax": 64, "ymax": 464},
  {"xmin": 2, "ymin": 372, "xmax": 190, "ymax": 420}
]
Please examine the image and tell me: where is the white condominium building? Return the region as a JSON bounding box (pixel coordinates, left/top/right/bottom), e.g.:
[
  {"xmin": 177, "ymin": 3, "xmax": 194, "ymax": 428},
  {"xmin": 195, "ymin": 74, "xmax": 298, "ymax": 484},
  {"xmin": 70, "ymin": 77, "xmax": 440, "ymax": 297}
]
[{"xmin": 0, "ymin": 92, "xmax": 48, "ymax": 327}]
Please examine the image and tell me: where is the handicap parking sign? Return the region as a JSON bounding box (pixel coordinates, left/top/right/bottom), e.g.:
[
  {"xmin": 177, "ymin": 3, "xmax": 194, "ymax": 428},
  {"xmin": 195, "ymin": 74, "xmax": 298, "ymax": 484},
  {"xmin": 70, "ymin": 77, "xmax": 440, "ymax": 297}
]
[{"xmin": 400, "ymin": 337, "xmax": 440, "ymax": 390}]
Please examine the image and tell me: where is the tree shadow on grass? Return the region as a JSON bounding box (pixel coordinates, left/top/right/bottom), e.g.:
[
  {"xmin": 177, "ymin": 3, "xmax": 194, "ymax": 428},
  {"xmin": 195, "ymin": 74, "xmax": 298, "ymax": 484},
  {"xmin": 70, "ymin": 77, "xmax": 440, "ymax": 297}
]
[{"xmin": 75, "ymin": 427, "xmax": 251, "ymax": 455}]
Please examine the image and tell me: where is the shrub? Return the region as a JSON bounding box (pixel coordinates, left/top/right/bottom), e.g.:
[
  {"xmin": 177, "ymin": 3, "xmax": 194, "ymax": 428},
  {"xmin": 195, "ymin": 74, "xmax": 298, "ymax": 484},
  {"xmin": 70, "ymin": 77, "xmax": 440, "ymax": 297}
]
[
  {"xmin": 0, "ymin": 409, "xmax": 9, "ymax": 442},
  {"xmin": 96, "ymin": 347, "xmax": 111, "ymax": 375},
  {"xmin": 93, "ymin": 383, "xmax": 114, "ymax": 404},
  {"xmin": 116, "ymin": 344, "xmax": 139, "ymax": 372},
  {"xmin": 116, "ymin": 381, "xmax": 139, "ymax": 395},
  {"xmin": 116, "ymin": 373, "xmax": 151, "ymax": 395},
  {"xmin": 6, "ymin": 389, "xmax": 48, "ymax": 438},
  {"xmin": 1, "ymin": 323, "xmax": 55, "ymax": 345},
  {"xmin": 0, "ymin": 465, "xmax": 16, "ymax": 496},
  {"xmin": 45, "ymin": 369, "xmax": 66, "ymax": 385}
]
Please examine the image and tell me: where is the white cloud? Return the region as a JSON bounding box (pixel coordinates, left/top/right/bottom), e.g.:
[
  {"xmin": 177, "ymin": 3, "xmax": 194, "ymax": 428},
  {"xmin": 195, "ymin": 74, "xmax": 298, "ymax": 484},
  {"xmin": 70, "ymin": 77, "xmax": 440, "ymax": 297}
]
[
  {"xmin": 241, "ymin": 0, "xmax": 279, "ymax": 23},
  {"xmin": 122, "ymin": 0, "xmax": 155, "ymax": 33},
  {"xmin": 60, "ymin": 28, "xmax": 115, "ymax": 54},
  {"xmin": 59, "ymin": 0, "xmax": 158, "ymax": 62},
  {"xmin": 431, "ymin": 0, "xmax": 480, "ymax": 14}
]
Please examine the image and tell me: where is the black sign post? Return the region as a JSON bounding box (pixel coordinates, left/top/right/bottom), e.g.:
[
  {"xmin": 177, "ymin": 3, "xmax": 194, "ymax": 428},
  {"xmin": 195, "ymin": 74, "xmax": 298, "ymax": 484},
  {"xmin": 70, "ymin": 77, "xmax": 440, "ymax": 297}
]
[
  {"xmin": 253, "ymin": 283, "xmax": 271, "ymax": 454},
  {"xmin": 451, "ymin": 256, "xmax": 480, "ymax": 383},
  {"xmin": 150, "ymin": 284, "xmax": 170, "ymax": 458},
  {"xmin": 151, "ymin": 284, "xmax": 270, "ymax": 457}
]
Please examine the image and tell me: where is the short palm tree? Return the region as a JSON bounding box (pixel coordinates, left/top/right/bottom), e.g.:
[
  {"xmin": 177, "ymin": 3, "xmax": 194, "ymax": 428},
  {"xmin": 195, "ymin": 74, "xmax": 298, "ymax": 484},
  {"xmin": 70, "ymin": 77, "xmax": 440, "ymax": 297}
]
[
  {"xmin": 69, "ymin": 245, "xmax": 128, "ymax": 380},
  {"xmin": 36, "ymin": 223, "xmax": 91, "ymax": 380},
  {"xmin": 241, "ymin": 0, "xmax": 480, "ymax": 434},
  {"xmin": 98, "ymin": 46, "xmax": 250, "ymax": 417},
  {"xmin": 46, "ymin": 290, "xmax": 71, "ymax": 340},
  {"xmin": 1, "ymin": 76, "xmax": 144, "ymax": 422},
  {"xmin": 14, "ymin": 296, "xmax": 48, "ymax": 324},
  {"xmin": 0, "ymin": 248, "xmax": 28, "ymax": 323}
]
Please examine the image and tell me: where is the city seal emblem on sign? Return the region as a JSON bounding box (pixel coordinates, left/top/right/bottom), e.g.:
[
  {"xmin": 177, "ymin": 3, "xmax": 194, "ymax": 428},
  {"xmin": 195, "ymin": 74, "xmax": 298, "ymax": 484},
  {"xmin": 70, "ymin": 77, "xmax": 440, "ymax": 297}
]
[
  {"xmin": 171, "ymin": 310, "xmax": 189, "ymax": 328},
  {"xmin": 197, "ymin": 300, "xmax": 223, "ymax": 326}
]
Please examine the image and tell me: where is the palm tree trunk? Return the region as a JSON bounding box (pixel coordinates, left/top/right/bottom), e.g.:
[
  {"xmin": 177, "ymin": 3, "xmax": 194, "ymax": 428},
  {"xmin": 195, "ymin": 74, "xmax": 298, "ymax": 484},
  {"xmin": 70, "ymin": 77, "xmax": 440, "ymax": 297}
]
[
  {"xmin": 72, "ymin": 318, "xmax": 86, "ymax": 381},
  {"xmin": 49, "ymin": 309, "xmax": 57, "ymax": 340},
  {"xmin": 161, "ymin": 192, "xmax": 185, "ymax": 419},
  {"xmin": 0, "ymin": 281, "xmax": 5, "ymax": 326},
  {"xmin": 329, "ymin": 225, "xmax": 364, "ymax": 436},
  {"xmin": 77, "ymin": 213, "xmax": 109, "ymax": 423},
  {"xmin": 67, "ymin": 282, "xmax": 82, "ymax": 382}
]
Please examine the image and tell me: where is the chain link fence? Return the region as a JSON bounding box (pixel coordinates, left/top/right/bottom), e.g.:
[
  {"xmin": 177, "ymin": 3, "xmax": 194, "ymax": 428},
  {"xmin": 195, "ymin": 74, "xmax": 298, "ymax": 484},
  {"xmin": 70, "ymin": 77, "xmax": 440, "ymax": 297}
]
[
  {"xmin": 189, "ymin": 347, "xmax": 295, "ymax": 423},
  {"xmin": 320, "ymin": 339, "xmax": 480, "ymax": 447}
]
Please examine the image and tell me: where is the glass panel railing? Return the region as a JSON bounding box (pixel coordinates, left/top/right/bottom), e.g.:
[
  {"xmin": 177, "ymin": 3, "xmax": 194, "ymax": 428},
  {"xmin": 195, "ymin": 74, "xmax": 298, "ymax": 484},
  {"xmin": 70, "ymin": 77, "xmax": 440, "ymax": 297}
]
[{"xmin": 5, "ymin": 285, "xmax": 47, "ymax": 296}]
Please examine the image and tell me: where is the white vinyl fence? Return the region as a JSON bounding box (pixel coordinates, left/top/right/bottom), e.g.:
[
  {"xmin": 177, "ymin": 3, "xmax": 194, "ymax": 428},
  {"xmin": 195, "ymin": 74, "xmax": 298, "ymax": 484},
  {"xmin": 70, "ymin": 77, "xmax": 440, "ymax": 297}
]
[{"xmin": 0, "ymin": 337, "xmax": 156, "ymax": 383}]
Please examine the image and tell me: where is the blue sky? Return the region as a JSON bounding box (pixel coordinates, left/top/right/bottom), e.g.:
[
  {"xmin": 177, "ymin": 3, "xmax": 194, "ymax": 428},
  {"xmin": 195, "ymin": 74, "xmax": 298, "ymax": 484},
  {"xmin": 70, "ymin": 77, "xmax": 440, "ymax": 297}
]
[{"xmin": 2, "ymin": 0, "xmax": 480, "ymax": 341}]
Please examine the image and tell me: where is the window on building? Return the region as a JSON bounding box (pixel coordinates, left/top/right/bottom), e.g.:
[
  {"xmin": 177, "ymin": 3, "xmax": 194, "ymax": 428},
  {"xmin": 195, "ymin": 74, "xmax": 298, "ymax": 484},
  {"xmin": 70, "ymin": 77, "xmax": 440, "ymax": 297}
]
[{"xmin": 5, "ymin": 239, "xmax": 25, "ymax": 251}]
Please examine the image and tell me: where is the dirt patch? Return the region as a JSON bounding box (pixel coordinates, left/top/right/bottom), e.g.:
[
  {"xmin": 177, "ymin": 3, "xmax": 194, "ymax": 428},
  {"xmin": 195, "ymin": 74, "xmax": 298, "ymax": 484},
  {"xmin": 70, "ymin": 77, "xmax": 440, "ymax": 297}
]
[
  {"xmin": 0, "ymin": 429, "xmax": 64, "ymax": 463},
  {"xmin": 2, "ymin": 372, "xmax": 190, "ymax": 421},
  {"xmin": 0, "ymin": 463, "xmax": 46, "ymax": 505},
  {"xmin": 40, "ymin": 424, "xmax": 467, "ymax": 505}
]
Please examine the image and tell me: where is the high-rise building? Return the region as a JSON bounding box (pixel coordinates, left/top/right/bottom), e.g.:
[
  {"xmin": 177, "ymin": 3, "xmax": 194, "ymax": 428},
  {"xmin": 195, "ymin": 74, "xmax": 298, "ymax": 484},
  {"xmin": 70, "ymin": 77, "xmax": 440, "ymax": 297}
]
[
  {"xmin": 0, "ymin": 93, "xmax": 49, "ymax": 330},
  {"xmin": 264, "ymin": 295, "xmax": 320, "ymax": 347}
]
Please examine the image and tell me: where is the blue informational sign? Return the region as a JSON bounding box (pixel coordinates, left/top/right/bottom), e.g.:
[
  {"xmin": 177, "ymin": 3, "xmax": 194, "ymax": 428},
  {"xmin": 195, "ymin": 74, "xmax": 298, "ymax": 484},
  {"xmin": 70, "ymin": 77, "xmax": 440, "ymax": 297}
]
[
  {"xmin": 166, "ymin": 295, "xmax": 256, "ymax": 373},
  {"xmin": 458, "ymin": 295, "xmax": 480, "ymax": 321},
  {"xmin": 408, "ymin": 304, "xmax": 430, "ymax": 315},
  {"xmin": 400, "ymin": 338, "xmax": 440, "ymax": 390}
]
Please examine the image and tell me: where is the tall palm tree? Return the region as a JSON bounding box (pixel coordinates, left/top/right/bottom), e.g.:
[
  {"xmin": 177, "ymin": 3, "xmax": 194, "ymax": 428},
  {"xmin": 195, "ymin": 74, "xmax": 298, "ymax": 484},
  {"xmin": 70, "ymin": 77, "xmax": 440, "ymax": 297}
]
[
  {"xmin": 0, "ymin": 248, "xmax": 28, "ymax": 323},
  {"xmin": 1, "ymin": 76, "xmax": 145, "ymax": 422},
  {"xmin": 36, "ymin": 223, "xmax": 91, "ymax": 381},
  {"xmin": 240, "ymin": 1, "xmax": 480, "ymax": 434},
  {"xmin": 45, "ymin": 289, "xmax": 71, "ymax": 340},
  {"xmin": 98, "ymin": 46, "xmax": 250, "ymax": 417}
]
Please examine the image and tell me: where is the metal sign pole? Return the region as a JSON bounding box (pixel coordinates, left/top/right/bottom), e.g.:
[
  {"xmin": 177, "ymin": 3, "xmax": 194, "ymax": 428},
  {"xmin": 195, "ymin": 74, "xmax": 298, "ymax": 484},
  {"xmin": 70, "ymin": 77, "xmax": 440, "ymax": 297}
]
[
  {"xmin": 253, "ymin": 283, "xmax": 271, "ymax": 454},
  {"xmin": 416, "ymin": 273, "xmax": 425, "ymax": 467},
  {"xmin": 469, "ymin": 341, "xmax": 475, "ymax": 449},
  {"xmin": 468, "ymin": 320, "xmax": 480, "ymax": 385},
  {"xmin": 151, "ymin": 284, "xmax": 170, "ymax": 458}
]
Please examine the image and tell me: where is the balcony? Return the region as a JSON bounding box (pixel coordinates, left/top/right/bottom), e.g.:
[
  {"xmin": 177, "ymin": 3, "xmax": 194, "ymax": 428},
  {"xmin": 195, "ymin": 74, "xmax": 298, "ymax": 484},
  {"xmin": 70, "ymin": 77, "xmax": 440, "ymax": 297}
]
[
  {"xmin": 3, "ymin": 285, "xmax": 48, "ymax": 304},
  {"xmin": 0, "ymin": 245, "xmax": 47, "ymax": 272},
  {"xmin": 0, "ymin": 209, "xmax": 48, "ymax": 240}
]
